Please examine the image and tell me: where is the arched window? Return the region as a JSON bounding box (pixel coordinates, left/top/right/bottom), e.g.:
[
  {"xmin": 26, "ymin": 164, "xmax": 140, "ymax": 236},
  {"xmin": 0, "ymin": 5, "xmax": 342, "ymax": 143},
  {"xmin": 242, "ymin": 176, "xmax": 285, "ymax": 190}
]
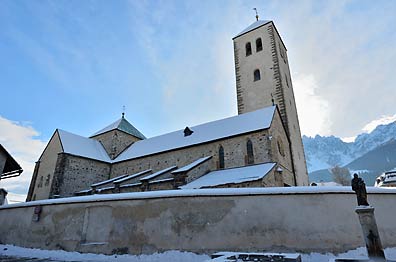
[
  {"xmin": 245, "ymin": 42, "xmax": 252, "ymax": 56},
  {"xmin": 247, "ymin": 139, "xmax": 254, "ymax": 165},
  {"xmin": 256, "ymin": 38, "xmax": 263, "ymax": 52},
  {"xmin": 254, "ymin": 69, "xmax": 261, "ymax": 81},
  {"xmin": 219, "ymin": 145, "xmax": 225, "ymax": 169},
  {"xmin": 277, "ymin": 137, "xmax": 285, "ymax": 157}
]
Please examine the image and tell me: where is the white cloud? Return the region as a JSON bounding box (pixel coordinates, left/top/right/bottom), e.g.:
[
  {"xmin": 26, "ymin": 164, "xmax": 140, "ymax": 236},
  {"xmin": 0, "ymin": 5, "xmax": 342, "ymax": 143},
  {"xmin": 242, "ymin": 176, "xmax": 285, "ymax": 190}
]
[
  {"xmin": 129, "ymin": 1, "xmax": 396, "ymax": 139},
  {"xmin": 0, "ymin": 116, "xmax": 46, "ymax": 199},
  {"xmin": 276, "ymin": 0, "xmax": 396, "ymax": 138},
  {"xmin": 293, "ymin": 73, "xmax": 331, "ymax": 137},
  {"xmin": 341, "ymin": 114, "xmax": 396, "ymax": 142},
  {"xmin": 362, "ymin": 114, "xmax": 396, "ymax": 133}
]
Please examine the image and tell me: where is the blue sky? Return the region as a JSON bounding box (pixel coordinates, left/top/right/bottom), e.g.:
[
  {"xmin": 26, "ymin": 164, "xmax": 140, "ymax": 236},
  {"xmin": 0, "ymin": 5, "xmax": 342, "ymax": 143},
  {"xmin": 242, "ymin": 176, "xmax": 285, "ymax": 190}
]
[{"xmin": 1, "ymin": 0, "xmax": 396, "ymax": 199}]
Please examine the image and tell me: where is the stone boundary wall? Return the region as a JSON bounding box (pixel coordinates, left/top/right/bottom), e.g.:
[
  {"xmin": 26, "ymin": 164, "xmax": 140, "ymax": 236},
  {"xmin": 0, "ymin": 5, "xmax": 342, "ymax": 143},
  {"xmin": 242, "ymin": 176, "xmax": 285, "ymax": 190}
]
[{"xmin": 0, "ymin": 187, "xmax": 396, "ymax": 255}]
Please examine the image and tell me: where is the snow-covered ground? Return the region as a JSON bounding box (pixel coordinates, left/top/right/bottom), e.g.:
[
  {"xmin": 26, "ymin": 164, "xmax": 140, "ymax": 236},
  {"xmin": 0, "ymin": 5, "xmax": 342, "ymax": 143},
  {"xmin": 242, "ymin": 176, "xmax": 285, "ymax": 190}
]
[
  {"xmin": 1, "ymin": 244, "xmax": 396, "ymax": 262},
  {"xmin": 0, "ymin": 244, "xmax": 209, "ymax": 262}
]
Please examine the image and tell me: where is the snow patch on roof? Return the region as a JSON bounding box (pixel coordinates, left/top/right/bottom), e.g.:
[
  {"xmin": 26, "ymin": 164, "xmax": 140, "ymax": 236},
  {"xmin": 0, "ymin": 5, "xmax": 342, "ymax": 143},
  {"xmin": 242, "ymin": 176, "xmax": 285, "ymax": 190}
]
[
  {"xmin": 141, "ymin": 166, "xmax": 177, "ymax": 181},
  {"xmin": 113, "ymin": 169, "xmax": 151, "ymax": 183},
  {"xmin": 115, "ymin": 106, "xmax": 276, "ymax": 162},
  {"xmin": 172, "ymin": 156, "xmax": 212, "ymax": 174},
  {"xmin": 149, "ymin": 178, "xmax": 174, "ymax": 184},
  {"xmin": 234, "ymin": 20, "xmax": 271, "ymax": 39},
  {"xmin": 180, "ymin": 163, "xmax": 276, "ymax": 189},
  {"xmin": 57, "ymin": 129, "xmax": 111, "ymax": 163},
  {"xmin": 91, "ymin": 174, "xmax": 129, "ymax": 187},
  {"xmin": 120, "ymin": 182, "xmax": 142, "ymax": 188}
]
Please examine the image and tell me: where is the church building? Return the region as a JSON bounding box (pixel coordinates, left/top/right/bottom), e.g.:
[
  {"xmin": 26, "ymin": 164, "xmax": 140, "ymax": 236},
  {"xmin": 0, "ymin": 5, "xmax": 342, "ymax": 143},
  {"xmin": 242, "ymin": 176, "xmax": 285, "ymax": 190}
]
[{"xmin": 26, "ymin": 20, "xmax": 308, "ymax": 201}]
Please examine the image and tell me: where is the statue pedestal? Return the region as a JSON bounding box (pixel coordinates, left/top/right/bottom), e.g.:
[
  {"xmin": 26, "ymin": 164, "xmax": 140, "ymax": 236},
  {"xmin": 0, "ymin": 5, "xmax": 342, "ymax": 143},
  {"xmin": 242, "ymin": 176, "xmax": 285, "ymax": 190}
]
[{"xmin": 355, "ymin": 206, "xmax": 385, "ymax": 261}]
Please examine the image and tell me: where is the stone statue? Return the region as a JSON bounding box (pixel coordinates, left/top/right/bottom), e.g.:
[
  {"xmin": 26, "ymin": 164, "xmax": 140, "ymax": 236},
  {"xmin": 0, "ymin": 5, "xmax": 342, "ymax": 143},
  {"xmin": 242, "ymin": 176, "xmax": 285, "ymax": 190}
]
[{"xmin": 351, "ymin": 173, "xmax": 369, "ymax": 206}]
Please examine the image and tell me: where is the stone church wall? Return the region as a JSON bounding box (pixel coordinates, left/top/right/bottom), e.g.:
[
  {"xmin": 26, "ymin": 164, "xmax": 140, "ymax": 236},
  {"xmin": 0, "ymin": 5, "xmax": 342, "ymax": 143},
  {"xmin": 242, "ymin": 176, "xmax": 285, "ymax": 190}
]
[
  {"xmin": 51, "ymin": 154, "xmax": 111, "ymax": 198},
  {"xmin": 185, "ymin": 158, "xmax": 212, "ymax": 184},
  {"xmin": 147, "ymin": 179, "xmax": 174, "ymax": 191},
  {"xmin": 272, "ymin": 23, "xmax": 309, "ymax": 186},
  {"xmin": 110, "ymin": 129, "xmax": 274, "ymax": 181},
  {"xmin": 91, "ymin": 130, "xmax": 140, "ymax": 160},
  {"xmin": 268, "ymin": 111, "xmax": 295, "ymax": 185},
  {"xmin": 119, "ymin": 184, "xmax": 142, "ymax": 193},
  {"xmin": 1, "ymin": 188, "xmax": 396, "ymax": 255}
]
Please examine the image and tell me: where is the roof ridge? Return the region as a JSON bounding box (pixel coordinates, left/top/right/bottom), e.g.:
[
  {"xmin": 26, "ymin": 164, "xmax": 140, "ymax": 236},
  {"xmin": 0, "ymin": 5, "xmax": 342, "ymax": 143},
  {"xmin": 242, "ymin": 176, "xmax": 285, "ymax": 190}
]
[{"xmin": 233, "ymin": 20, "xmax": 272, "ymax": 39}]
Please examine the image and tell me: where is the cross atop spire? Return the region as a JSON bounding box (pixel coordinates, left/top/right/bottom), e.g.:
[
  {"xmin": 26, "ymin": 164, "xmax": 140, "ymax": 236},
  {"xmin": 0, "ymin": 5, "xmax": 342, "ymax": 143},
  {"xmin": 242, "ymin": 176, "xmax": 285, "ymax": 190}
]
[
  {"xmin": 122, "ymin": 105, "xmax": 125, "ymax": 118},
  {"xmin": 253, "ymin": 8, "xmax": 259, "ymax": 21}
]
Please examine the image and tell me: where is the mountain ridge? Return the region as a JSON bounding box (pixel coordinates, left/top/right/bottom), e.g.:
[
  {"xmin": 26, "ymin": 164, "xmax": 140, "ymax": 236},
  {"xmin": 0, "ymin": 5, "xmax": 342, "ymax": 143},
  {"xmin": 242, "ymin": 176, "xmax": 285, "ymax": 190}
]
[{"xmin": 303, "ymin": 121, "xmax": 396, "ymax": 173}]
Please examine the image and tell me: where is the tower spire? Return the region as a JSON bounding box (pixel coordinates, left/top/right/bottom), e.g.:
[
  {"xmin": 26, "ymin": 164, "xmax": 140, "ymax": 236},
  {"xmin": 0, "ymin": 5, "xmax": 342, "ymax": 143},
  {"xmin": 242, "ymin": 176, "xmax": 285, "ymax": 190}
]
[{"xmin": 253, "ymin": 8, "xmax": 259, "ymax": 21}]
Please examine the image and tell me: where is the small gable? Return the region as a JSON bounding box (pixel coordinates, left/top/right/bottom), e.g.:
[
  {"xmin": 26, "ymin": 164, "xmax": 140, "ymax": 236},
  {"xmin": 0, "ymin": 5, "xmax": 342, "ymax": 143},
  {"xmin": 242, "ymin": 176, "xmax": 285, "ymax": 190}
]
[{"xmin": 90, "ymin": 115, "xmax": 146, "ymax": 140}]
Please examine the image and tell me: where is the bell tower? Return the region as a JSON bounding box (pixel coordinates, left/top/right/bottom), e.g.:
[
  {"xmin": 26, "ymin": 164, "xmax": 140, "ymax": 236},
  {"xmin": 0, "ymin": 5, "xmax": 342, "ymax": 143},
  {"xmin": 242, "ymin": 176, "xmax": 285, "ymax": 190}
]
[{"xmin": 233, "ymin": 20, "xmax": 308, "ymax": 185}]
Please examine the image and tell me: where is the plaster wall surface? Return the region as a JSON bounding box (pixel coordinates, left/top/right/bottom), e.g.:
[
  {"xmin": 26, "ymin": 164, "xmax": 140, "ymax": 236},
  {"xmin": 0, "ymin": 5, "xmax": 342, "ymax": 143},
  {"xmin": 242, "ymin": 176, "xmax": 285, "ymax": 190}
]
[
  {"xmin": 32, "ymin": 132, "xmax": 63, "ymax": 200},
  {"xmin": 234, "ymin": 23, "xmax": 276, "ymax": 114},
  {"xmin": 1, "ymin": 188, "xmax": 396, "ymax": 255}
]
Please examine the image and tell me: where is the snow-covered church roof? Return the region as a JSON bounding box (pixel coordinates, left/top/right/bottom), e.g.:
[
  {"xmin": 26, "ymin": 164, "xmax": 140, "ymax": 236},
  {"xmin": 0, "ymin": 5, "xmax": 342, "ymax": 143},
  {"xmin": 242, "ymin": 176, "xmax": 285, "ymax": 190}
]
[
  {"xmin": 56, "ymin": 106, "xmax": 276, "ymax": 163},
  {"xmin": 180, "ymin": 162, "xmax": 276, "ymax": 189},
  {"xmin": 233, "ymin": 20, "xmax": 271, "ymax": 39},
  {"xmin": 90, "ymin": 115, "xmax": 146, "ymax": 140},
  {"xmin": 57, "ymin": 129, "xmax": 111, "ymax": 162},
  {"xmin": 115, "ymin": 106, "xmax": 276, "ymax": 162}
]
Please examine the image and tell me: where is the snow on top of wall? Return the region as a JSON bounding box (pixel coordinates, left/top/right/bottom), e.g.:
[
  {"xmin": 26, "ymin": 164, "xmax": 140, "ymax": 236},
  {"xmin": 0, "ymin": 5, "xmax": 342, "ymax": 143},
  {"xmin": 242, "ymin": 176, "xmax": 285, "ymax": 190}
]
[
  {"xmin": 233, "ymin": 20, "xmax": 271, "ymax": 39},
  {"xmin": 180, "ymin": 163, "xmax": 276, "ymax": 189},
  {"xmin": 2, "ymin": 244, "xmax": 396, "ymax": 262},
  {"xmin": 3, "ymin": 186, "xmax": 396, "ymax": 210},
  {"xmin": 0, "ymin": 244, "xmax": 209, "ymax": 262},
  {"xmin": 115, "ymin": 106, "xmax": 275, "ymax": 162},
  {"xmin": 172, "ymin": 156, "xmax": 212, "ymax": 174},
  {"xmin": 57, "ymin": 129, "xmax": 111, "ymax": 163}
]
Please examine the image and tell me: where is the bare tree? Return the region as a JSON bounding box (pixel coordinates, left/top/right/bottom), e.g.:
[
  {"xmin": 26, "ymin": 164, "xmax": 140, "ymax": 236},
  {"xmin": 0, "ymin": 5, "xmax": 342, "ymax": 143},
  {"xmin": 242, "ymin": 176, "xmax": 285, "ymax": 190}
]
[{"xmin": 331, "ymin": 166, "xmax": 351, "ymax": 186}]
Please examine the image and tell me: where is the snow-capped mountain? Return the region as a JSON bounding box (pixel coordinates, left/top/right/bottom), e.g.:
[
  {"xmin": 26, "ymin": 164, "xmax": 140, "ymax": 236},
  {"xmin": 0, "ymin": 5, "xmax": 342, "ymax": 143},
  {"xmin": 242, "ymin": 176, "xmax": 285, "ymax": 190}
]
[{"xmin": 303, "ymin": 121, "xmax": 396, "ymax": 173}]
